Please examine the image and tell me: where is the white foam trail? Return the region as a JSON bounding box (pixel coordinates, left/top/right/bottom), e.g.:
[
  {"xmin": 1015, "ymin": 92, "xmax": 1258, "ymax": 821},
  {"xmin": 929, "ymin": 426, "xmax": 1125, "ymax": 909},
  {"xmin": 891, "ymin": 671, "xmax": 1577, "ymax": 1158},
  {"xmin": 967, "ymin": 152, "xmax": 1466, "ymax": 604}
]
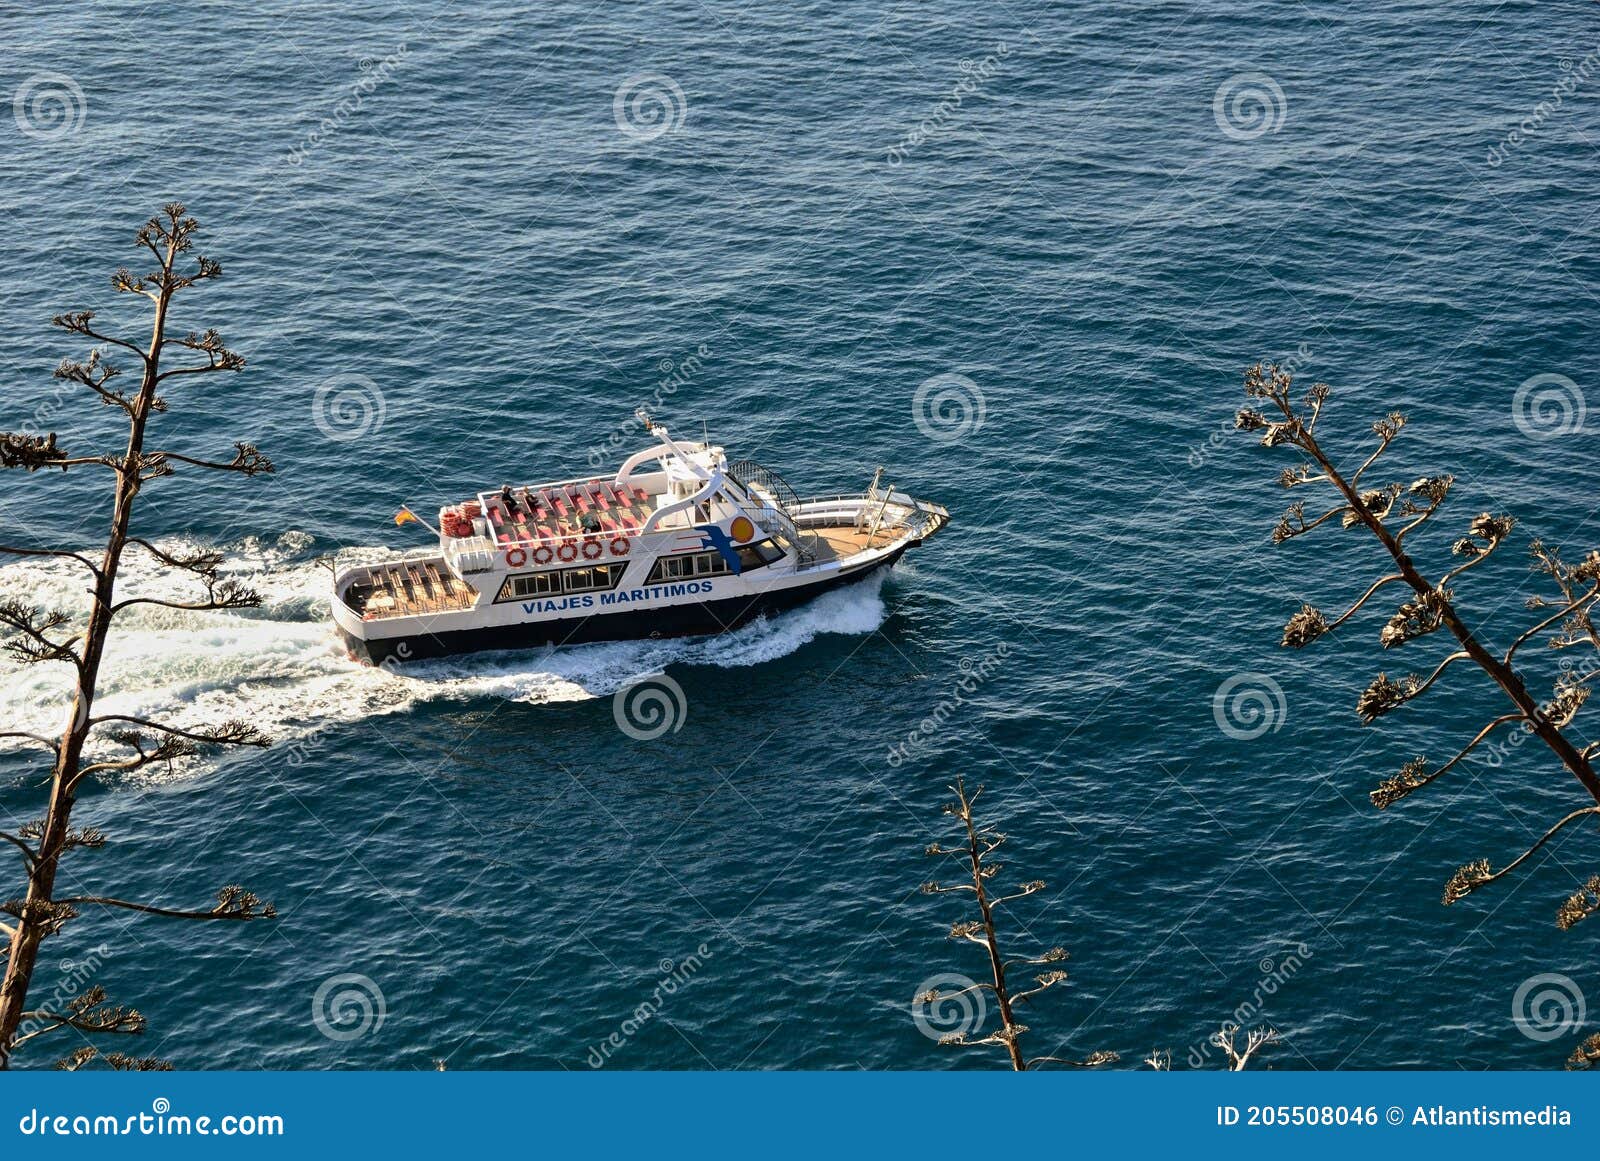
[{"xmin": 0, "ymin": 533, "xmax": 889, "ymax": 778}]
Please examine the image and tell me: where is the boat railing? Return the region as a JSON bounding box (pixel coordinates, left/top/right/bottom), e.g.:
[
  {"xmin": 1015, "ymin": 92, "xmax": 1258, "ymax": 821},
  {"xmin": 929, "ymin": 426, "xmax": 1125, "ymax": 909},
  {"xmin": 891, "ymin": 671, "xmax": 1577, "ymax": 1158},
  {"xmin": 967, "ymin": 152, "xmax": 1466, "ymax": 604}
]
[
  {"xmin": 791, "ymin": 492, "xmax": 901, "ymax": 523},
  {"xmin": 475, "ymin": 471, "xmax": 652, "ymax": 507},
  {"xmin": 794, "ymin": 491, "xmax": 874, "ymax": 508},
  {"xmin": 462, "ymin": 521, "xmax": 648, "ymax": 549},
  {"xmin": 330, "ymin": 544, "xmax": 444, "ymax": 583},
  {"xmin": 800, "ymin": 491, "xmax": 940, "ymax": 540},
  {"xmin": 753, "ymin": 511, "xmax": 814, "ymax": 565}
]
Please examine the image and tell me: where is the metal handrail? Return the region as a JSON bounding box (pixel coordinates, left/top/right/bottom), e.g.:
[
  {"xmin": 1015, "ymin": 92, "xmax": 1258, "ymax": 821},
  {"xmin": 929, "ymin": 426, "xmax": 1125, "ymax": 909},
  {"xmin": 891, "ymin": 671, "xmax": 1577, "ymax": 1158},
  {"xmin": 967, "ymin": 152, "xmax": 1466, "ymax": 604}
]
[
  {"xmin": 476, "ymin": 472, "xmax": 656, "ymax": 505},
  {"xmin": 469, "ymin": 521, "xmax": 648, "ymax": 548}
]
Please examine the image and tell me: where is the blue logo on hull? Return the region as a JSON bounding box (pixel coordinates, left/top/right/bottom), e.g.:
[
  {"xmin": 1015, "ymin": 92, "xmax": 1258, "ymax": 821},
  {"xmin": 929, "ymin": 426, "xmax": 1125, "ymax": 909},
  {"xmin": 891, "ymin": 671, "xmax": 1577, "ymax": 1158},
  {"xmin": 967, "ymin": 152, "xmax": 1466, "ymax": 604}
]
[{"xmin": 693, "ymin": 524, "xmax": 743, "ymax": 574}]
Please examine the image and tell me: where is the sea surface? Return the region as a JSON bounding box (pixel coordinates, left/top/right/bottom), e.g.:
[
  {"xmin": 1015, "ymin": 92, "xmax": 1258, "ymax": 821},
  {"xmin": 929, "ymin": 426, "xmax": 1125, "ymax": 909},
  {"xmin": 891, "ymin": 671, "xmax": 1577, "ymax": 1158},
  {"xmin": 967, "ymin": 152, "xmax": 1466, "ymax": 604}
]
[{"xmin": 1, "ymin": 1, "xmax": 1597, "ymax": 1070}]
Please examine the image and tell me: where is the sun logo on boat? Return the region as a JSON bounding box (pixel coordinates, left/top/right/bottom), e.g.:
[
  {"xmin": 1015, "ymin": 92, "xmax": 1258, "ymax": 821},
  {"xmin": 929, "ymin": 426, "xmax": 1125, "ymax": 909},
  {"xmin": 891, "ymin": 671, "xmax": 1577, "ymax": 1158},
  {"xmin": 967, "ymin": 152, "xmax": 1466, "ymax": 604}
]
[{"xmin": 729, "ymin": 516, "xmax": 755, "ymax": 543}]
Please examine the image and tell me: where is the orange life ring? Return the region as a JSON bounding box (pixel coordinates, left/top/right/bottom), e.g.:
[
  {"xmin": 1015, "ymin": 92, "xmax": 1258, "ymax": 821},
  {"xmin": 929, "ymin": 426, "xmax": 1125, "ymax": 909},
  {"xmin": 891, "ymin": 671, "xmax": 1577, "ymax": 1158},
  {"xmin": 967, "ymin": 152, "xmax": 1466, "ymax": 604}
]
[
  {"xmin": 581, "ymin": 538, "xmax": 603, "ymax": 560},
  {"xmin": 505, "ymin": 546, "xmax": 528, "ymax": 568},
  {"xmin": 609, "ymin": 536, "xmax": 630, "ymax": 557},
  {"xmin": 532, "ymin": 545, "xmax": 554, "ymax": 565},
  {"xmin": 557, "ymin": 542, "xmax": 578, "ymax": 562}
]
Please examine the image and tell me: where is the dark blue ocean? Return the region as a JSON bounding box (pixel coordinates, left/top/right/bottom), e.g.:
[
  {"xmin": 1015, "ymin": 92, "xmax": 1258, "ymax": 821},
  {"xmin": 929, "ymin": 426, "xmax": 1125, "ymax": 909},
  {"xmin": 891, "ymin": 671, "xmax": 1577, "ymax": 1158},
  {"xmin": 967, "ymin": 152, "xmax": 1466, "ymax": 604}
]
[{"xmin": 2, "ymin": 2, "xmax": 1597, "ymax": 1070}]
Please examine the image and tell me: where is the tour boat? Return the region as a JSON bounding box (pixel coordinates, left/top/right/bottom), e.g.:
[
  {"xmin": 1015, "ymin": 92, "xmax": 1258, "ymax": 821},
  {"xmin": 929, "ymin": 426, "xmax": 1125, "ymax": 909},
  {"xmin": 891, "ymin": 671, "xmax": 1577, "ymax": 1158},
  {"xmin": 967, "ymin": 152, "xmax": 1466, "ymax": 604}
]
[{"xmin": 330, "ymin": 416, "xmax": 950, "ymax": 664}]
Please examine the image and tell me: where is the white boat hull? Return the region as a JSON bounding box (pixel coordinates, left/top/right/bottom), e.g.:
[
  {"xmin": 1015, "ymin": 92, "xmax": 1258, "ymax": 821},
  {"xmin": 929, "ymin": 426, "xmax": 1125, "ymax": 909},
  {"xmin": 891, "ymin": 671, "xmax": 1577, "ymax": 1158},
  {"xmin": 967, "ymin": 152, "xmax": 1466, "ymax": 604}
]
[{"xmin": 329, "ymin": 424, "xmax": 949, "ymax": 665}]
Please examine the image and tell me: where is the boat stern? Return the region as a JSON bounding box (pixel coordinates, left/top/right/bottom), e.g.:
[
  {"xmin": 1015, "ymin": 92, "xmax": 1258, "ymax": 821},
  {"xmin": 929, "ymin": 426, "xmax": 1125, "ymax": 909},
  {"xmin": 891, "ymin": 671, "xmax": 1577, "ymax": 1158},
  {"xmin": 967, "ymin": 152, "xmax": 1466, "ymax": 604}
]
[{"xmin": 329, "ymin": 554, "xmax": 482, "ymax": 666}]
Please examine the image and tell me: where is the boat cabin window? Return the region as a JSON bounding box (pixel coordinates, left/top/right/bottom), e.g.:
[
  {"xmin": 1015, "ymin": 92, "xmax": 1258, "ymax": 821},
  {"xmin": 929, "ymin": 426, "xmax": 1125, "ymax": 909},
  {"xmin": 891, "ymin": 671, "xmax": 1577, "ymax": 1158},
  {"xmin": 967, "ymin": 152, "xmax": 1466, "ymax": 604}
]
[
  {"xmin": 497, "ymin": 571, "xmax": 561, "ymax": 601},
  {"xmin": 563, "ymin": 564, "xmax": 626, "ymax": 593},
  {"xmin": 737, "ymin": 539, "xmax": 786, "ymax": 570},
  {"xmin": 646, "ymin": 551, "xmax": 730, "ymax": 583},
  {"xmin": 495, "ymin": 563, "xmax": 626, "ymax": 602},
  {"xmin": 644, "ymin": 539, "xmax": 783, "ymax": 584}
]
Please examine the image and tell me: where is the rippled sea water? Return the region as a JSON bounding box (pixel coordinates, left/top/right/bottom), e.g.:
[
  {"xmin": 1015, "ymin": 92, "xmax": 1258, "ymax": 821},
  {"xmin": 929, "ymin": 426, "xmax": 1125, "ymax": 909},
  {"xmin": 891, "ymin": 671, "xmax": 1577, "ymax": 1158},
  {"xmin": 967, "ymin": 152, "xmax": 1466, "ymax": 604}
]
[{"xmin": 2, "ymin": 2, "xmax": 1598, "ymax": 1069}]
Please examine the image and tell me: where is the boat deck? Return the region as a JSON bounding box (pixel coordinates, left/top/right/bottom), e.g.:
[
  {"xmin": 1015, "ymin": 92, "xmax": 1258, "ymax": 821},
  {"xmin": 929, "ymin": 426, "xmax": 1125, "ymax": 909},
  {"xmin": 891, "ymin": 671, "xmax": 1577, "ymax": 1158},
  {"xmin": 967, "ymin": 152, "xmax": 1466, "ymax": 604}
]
[
  {"xmin": 484, "ymin": 480, "xmax": 657, "ymax": 546},
  {"xmin": 804, "ymin": 524, "xmax": 904, "ymax": 563},
  {"xmin": 347, "ymin": 560, "xmax": 477, "ymax": 621}
]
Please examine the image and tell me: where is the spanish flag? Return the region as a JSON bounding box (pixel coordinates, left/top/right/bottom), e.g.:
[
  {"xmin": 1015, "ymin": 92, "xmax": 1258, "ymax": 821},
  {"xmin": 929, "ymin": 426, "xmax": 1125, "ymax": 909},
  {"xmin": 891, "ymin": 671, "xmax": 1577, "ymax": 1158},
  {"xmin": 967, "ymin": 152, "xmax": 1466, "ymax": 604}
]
[{"xmin": 394, "ymin": 506, "xmax": 420, "ymax": 527}]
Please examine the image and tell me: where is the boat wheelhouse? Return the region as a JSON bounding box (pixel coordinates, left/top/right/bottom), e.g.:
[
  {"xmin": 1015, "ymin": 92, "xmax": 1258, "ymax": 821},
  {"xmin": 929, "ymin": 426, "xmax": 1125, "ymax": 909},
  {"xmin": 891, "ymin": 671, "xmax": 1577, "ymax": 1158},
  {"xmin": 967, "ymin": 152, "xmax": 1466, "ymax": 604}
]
[{"xmin": 330, "ymin": 415, "xmax": 949, "ymax": 663}]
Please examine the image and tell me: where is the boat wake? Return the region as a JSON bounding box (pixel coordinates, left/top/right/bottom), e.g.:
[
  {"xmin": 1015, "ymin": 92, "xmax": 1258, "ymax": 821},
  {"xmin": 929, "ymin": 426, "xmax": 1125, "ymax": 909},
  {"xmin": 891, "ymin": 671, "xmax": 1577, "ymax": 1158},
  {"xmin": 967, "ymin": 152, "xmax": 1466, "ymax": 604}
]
[{"xmin": 0, "ymin": 532, "xmax": 890, "ymax": 779}]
